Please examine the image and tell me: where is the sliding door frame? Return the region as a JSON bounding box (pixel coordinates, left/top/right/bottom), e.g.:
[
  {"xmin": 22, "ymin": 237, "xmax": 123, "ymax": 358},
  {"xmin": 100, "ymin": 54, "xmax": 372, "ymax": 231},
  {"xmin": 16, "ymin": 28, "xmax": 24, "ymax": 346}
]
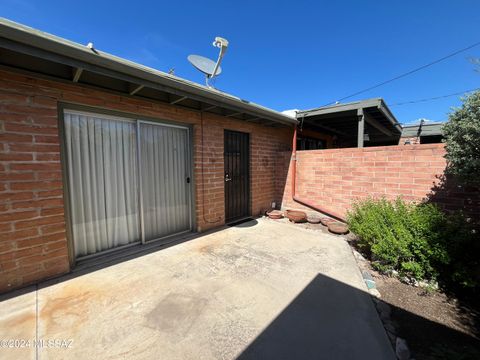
[
  {"xmin": 137, "ymin": 120, "xmax": 193, "ymax": 244},
  {"xmin": 58, "ymin": 103, "xmax": 195, "ymax": 265}
]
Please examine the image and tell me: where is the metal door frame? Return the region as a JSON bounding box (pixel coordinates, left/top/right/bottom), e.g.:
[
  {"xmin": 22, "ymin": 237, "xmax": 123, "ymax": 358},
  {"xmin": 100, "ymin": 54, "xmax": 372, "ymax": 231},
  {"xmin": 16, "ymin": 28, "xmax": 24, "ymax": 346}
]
[
  {"xmin": 224, "ymin": 129, "xmax": 251, "ymax": 223},
  {"xmin": 137, "ymin": 120, "xmax": 193, "ymax": 244}
]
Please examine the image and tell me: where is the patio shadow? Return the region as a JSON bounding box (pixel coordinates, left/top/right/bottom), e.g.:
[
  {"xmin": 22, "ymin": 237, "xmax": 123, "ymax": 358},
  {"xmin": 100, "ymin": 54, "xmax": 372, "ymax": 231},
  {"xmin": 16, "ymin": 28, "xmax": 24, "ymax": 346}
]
[{"xmin": 236, "ymin": 274, "xmax": 480, "ymax": 360}]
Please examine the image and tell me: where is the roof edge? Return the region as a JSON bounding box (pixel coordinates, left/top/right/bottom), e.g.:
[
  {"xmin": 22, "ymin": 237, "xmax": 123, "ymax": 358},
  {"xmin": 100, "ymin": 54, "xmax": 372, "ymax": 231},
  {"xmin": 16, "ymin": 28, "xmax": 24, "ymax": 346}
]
[{"xmin": 0, "ymin": 18, "xmax": 297, "ymax": 126}]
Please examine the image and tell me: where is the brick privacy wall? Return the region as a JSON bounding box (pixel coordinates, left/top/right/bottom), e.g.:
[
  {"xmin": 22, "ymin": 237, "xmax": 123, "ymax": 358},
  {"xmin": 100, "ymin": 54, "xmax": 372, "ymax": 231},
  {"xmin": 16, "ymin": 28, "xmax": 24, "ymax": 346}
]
[
  {"xmin": 0, "ymin": 69, "xmax": 292, "ymax": 293},
  {"xmin": 280, "ymin": 144, "xmax": 480, "ymax": 220}
]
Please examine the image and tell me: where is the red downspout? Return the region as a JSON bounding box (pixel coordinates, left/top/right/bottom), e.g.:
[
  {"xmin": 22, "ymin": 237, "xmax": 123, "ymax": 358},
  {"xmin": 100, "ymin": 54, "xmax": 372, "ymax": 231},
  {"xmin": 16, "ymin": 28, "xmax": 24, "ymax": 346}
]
[{"xmin": 291, "ymin": 126, "xmax": 346, "ymax": 222}]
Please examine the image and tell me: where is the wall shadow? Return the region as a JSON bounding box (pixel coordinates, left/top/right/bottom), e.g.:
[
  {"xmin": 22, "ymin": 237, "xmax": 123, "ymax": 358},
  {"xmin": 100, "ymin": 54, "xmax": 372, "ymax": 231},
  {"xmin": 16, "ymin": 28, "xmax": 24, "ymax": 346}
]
[
  {"xmin": 227, "ymin": 219, "xmax": 258, "ymax": 228},
  {"xmin": 423, "ymin": 172, "xmax": 480, "ymax": 344},
  {"xmin": 426, "ymin": 173, "xmax": 480, "ymax": 227},
  {"xmin": 236, "ymin": 274, "xmax": 480, "ymax": 360},
  {"xmin": 274, "ymin": 151, "xmax": 292, "ymax": 211}
]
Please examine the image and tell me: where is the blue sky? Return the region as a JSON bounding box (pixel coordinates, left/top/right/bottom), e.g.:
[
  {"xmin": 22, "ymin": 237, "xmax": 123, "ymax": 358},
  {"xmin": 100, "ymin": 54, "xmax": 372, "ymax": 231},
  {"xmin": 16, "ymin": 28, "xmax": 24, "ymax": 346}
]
[{"xmin": 2, "ymin": 0, "xmax": 479, "ymax": 124}]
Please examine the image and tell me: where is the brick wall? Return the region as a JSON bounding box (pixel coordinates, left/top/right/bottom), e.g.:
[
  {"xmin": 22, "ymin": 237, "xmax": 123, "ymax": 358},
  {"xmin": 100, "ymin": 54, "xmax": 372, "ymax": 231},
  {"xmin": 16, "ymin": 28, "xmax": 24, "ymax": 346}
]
[
  {"xmin": 0, "ymin": 69, "xmax": 292, "ymax": 293},
  {"xmin": 280, "ymin": 144, "xmax": 480, "ymax": 221}
]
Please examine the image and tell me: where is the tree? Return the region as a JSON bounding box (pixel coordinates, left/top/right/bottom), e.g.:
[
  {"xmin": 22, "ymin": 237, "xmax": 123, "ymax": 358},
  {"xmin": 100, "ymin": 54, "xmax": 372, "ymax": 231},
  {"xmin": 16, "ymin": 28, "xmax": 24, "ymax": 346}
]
[
  {"xmin": 442, "ymin": 90, "xmax": 480, "ymax": 184},
  {"xmin": 468, "ymin": 57, "xmax": 480, "ymax": 73}
]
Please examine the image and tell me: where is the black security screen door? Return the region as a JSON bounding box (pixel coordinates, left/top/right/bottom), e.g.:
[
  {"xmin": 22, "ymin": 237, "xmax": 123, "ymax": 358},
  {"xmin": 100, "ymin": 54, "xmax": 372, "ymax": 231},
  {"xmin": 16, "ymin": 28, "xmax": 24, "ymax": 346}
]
[{"xmin": 224, "ymin": 130, "xmax": 250, "ymax": 223}]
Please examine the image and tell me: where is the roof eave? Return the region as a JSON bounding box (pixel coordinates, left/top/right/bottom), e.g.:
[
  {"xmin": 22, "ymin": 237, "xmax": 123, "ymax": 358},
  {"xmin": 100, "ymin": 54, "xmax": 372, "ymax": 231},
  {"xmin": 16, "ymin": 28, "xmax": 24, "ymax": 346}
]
[{"xmin": 0, "ymin": 18, "xmax": 297, "ymax": 127}]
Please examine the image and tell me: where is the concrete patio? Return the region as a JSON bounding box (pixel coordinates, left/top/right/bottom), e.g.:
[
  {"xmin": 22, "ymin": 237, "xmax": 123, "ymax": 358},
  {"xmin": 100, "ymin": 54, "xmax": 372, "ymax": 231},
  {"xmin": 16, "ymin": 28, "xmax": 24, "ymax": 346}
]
[{"xmin": 0, "ymin": 218, "xmax": 395, "ymax": 360}]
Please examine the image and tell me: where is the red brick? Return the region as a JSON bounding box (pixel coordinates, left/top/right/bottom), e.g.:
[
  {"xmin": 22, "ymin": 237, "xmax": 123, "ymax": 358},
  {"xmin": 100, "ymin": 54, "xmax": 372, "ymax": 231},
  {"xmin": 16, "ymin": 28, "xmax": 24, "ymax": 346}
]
[
  {"xmin": 0, "ymin": 210, "xmax": 37, "ymax": 223},
  {"xmin": 0, "ymin": 133, "xmax": 33, "ymax": 143},
  {"xmin": 40, "ymin": 207, "xmax": 64, "ymax": 216},
  {"xmin": 41, "ymin": 222, "xmax": 66, "ymax": 235},
  {"xmin": 14, "ymin": 215, "xmax": 65, "ymax": 230},
  {"xmin": 10, "ymin": 180, "xmax": 62, "ymax": 191},
  {"xmin": 34, "ymin": 135, "xmax": 59, "ymax": 144},
  {"xmin": 4, "ymin": 120, "xmax": 57, "ymax": 133},
  {"xmin": 0, "ymin": 191, "xmax": 34, "ymax": 202},
  {"xmin": 37, "ymin": 171, "xmax": 62, "ymax": 180},
  {"xmin": 37, "ymin": 189, "xmax": 63, "ymax": 198},
  {"xmin": 0, "ymin": 222, "xmax": 12, "ymax": 232},
  {"xmin": 0, "ymin": 153, "xmax": 34, "ymax": 161},
  {"xmin": 35, "ymin": 153, "xmax": 60, "ymax": 161},
  {"xmin": 0, "ymin": 93, "xmax": 29, "ymax": 103},
  {"xmin": 12, "ymin": 198, "xmax": 63, "ymax": 210},
  {"xmin": 0, "ymin": 172, "xmax": 35, "ymax": 181},
  {"xmin": 9, "ymin": 144, "xmax": 59, "ymax": 153},
  {"xmin": 0, "ymin": 228, "xmax": 38, "ymax": 241},
  {"xmin": 10, "ymin": 163, "xmax": 61, "ymax": 171}
]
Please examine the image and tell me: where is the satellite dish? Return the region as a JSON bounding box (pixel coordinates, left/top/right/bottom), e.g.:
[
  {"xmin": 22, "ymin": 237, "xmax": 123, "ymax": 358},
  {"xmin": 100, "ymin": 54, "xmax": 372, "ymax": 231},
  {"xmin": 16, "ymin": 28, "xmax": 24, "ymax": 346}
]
[
  {"xmin": 188, "ymin": 55, "xmax": 222, "ymax": 76},
  {"xmin": 188, "ymin": 37, "xmax": 229, "ymax": 88}
]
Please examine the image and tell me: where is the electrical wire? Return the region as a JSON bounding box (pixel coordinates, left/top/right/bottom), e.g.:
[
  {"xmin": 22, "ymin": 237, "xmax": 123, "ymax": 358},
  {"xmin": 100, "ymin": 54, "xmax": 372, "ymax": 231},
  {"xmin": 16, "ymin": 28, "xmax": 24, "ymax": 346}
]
[
  {"xmin": 390, "ymin": 88, "xmax": 479, "ymax": 106},
  {"xmin": 324, "ymin": 40, "xmax": 480, "ymax": 105}
]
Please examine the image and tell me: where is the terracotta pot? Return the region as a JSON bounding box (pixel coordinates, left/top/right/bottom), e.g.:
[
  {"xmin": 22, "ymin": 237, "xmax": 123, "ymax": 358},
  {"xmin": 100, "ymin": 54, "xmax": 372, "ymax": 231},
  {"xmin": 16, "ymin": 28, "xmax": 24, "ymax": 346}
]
[
  {"xmin": 285, "ymin": 210, "xmax": 307, "ymax": 223},
  {"xmin": 266, "ymin": 210, "xmax": 284, "ymax": 219},
  {"xmin": 307, "ymin": 216, "xmax": 321, "ymax": 224},
  {"xmin": 320, "ymin": 217, "xmax": 335, "ymax": 226},
  {"xmin": 327, "ymin": 222, "xmax": 349, "ymax": 235}
]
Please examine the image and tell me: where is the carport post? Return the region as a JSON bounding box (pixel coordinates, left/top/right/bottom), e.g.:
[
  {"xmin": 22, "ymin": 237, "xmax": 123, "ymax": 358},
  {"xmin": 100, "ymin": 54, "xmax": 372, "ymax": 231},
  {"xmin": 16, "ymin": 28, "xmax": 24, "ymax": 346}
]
[{"xmin": 357, "ymin": 108, "xmax": 364, "ymax": 148}]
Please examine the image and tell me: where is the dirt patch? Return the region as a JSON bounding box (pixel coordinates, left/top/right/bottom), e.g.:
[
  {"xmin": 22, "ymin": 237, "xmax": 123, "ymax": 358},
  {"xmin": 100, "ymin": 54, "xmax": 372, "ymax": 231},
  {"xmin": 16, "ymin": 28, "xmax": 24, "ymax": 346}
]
[
  {"xmin": 348, "ymin": 237, "xmax": 480, "ymax": 360},
  {"xmin": 374, "ymin": 275, "xmax": 480, "ymax": 360}
]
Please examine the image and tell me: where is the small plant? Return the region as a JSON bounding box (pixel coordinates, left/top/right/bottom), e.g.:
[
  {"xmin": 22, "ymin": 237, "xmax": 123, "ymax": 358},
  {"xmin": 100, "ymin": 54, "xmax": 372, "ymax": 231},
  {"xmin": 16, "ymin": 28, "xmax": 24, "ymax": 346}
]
[{"xmin": 347, "ymin": 197, "xmax": 478, "ymax": 288}]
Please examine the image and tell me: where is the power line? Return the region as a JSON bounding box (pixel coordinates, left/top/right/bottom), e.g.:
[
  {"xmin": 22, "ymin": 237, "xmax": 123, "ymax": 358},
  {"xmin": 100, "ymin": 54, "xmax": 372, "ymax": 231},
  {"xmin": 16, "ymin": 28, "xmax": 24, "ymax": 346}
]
[
  {"xmin": 325, "ymin": 40, "xmax": 480, "ymax": 105},
  {"xmin": 390, "ymin": 88, "xmax": 479, "ymax": 106}
]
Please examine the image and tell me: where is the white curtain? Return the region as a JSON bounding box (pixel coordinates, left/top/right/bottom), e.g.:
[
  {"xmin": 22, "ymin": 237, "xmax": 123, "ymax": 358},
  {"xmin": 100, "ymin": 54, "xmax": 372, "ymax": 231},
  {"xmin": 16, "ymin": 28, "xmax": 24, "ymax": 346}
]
[
  {"xmin": 64, "ymin": 112, "xmax": 140, "ymax": 257},
  {"xmin": 140, "ymin": 123, "xmax": 190, "ymax": 240}
]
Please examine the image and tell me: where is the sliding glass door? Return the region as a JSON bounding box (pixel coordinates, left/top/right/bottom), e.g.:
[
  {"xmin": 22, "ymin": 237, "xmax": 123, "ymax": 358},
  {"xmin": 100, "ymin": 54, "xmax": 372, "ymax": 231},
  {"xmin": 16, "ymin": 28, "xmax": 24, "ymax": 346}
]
[
  {"xmin": 63, "ymin": 110, "xmax": 191, "ymax": 259},
  {"xmin": 139, "ymin": 122, "xmax": 191, "ymax": 241}
]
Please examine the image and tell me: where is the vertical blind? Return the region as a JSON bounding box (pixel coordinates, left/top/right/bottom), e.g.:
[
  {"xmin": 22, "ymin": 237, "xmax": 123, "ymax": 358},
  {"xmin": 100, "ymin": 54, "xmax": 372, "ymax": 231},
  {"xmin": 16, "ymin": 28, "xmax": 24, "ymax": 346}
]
[{"xmin": 64, "ymin": 112, "xmax": 140, "ymax": 257}]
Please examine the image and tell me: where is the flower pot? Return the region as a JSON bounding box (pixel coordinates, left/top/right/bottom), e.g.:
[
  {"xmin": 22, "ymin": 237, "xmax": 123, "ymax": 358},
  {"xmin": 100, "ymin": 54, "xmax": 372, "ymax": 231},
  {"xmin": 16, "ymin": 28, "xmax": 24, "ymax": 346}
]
[
  {"xmin": 307, "ymin": 215, "xmax": 321, "ymax": 224},
  {"xmin": 327, "ymin": 222, "xmax": 349, "ymax": 235},
  {"xmin": 320, "ymin": 217, "xmax": 335, "ymax": 226},
  {"xmin": 266, "ymin": 210, "xmax": 284, "ymax": 219},
  {"xmin": 285, "ymin": 210, "xmax": 307, "ymax": 223}
]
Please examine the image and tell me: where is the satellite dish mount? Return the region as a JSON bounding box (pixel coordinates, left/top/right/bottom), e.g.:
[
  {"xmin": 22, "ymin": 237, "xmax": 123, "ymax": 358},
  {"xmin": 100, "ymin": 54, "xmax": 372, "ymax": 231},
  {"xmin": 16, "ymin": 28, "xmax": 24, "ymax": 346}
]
[{"xmin": 188, "ymin": 37, "xmax": 229, "ymax": 87}]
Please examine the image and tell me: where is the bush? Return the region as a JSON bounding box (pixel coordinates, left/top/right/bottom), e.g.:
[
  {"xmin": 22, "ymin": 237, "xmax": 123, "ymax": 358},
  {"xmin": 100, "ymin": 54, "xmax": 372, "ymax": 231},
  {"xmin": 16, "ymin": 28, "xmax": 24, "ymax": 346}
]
[{"xmin": 347, "ymin": 197, "xmax": 478, "ymax": 287}]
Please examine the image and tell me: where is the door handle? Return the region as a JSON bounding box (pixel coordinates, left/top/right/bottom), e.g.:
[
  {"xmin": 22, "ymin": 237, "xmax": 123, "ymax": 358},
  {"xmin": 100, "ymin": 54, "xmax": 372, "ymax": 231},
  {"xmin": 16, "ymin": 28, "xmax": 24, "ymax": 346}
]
[{"xmin": 225, "ymin": 174, "xmax": 232, "ymax": 182}]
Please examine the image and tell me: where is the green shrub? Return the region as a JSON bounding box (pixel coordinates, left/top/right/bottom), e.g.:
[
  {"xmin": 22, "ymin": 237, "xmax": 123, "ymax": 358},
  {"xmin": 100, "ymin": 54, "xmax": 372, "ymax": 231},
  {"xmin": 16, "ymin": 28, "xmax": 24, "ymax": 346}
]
[{"xmin": 347, "ymin": 197, "xmax": 478, "ymax": 287}]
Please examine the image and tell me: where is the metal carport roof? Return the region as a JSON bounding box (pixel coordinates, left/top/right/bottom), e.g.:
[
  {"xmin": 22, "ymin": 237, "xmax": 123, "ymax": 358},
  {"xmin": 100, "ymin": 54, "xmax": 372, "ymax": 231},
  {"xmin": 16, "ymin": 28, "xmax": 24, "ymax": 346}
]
[{"xmin": 296, "ymin": 98, "xmax": 402, "ymax": 146}]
